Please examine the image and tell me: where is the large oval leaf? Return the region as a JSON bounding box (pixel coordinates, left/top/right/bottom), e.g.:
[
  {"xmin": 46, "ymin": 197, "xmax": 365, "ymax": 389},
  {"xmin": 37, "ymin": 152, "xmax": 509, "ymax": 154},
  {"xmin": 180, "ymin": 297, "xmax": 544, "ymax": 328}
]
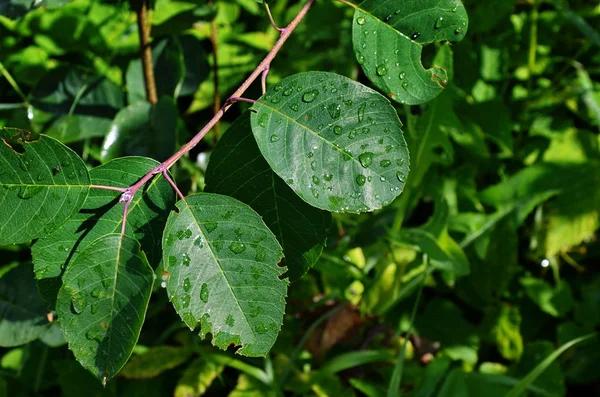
[
  {"xmin": 0, "ymin": 128, "xmax": 90, "ymax": 244},
  {"xmin": 250, "ymin": 72, "xmax": 409, "ymax": 213},
  {"xmin": 350, "ymin": 0, "xmax": 468, "ymax": 105},
  {"xmin": 31, "ymin": 157, "xmax": 174, "ymax": 308},
  {"xmin": 205, "ymin": 111, "xmax": 331, "ymax": 281},
  {"xmin": 56, "ymin": 234, "xmax": 154, "ymax": 382},
  {"xmin": 163, "ymin": 193, "xmax": 287, "ymax": 357}
]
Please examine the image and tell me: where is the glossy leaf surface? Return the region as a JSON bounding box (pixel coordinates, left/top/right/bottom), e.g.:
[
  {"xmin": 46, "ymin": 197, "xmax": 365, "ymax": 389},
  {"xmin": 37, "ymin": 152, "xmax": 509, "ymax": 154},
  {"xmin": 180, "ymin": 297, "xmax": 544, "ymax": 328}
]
[
  {"xmin": 250, "ymin": 72, "xmax": 409, "ymax": 213},
  {"xmin": 205, "ymin": 112, "xmax": 330, "ymax": 281},
  {"xmin": 350, "ymin": 0, "xmax": 468, "ymax": 105},
  {"xmin": 163, "ymin": 193, "xmax": 286, "ymax": 357},
  {"xmin": 31, "ymin": 157, "xmax": 173, "ymax": 308},
  {"xmin": 56, "ymin": 234, "xmax": 154, "ymax": 382},
  {"xmin": 0, "ymin": 128, "xmax": 90, "ymax": 244}
]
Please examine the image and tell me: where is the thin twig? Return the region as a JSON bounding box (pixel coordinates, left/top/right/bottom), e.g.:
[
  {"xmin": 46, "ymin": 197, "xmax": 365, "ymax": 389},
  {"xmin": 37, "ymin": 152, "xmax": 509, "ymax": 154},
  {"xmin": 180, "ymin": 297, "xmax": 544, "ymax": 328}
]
[
  {"xmin": 265, "ymin": 3, "xmax": 284, "ymax": 32},
  {"xmin": 118, "ymin": 0, "xmax": 316, "ymax": 234},
  {"xmin": 0, "ymin": 61, "xmax": 28, "ymax": 104},
  {"xmin": 135, "ymin": 0, "xmax": 158, "ymax": 104},
  {"xmin": 261, "ymin": 65, "xmax": 270, "ymax": 94},
  {"xmin": 162, "ymin": 169, "xmax": 186, "ymax": 201},
  {"xmin": 91, "ymin": 185, "xmax": 127, "ymax": 193}
]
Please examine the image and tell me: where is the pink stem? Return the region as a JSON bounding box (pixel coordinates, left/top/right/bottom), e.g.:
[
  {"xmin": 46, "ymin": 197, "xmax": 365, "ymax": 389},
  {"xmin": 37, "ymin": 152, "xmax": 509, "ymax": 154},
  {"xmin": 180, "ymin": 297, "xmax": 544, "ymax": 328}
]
[
  {"xmin": 162, "ymin": 169, "xmax": 185, "ymax": 201},
  {"xmin": 229, "ymin": 96, "xmax": 258, "ymax": 105},
  {"xmin": 261, "ymin": 65, "xmax": 270, "ymax": 94},
  {"xmin": 91, "ymin": 185, "xmax": 127, "ymax": 193},
  {"xmin": 117, "ymin": 0, "xmax": 315, "ymax": 233}
]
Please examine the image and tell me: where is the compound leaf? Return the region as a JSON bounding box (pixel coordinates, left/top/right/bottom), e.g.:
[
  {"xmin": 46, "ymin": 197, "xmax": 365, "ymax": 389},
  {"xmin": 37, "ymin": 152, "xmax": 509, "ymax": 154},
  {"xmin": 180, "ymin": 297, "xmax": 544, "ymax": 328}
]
[
  {"xmin": 56, "ymin": 234, "xmax": 154, "ymax": 382},
  {"xmin": 205, "ymin": 111, "xmax": 330, "ymax": 281},
  {"xmin": 162, "ymin": 193, "xmax": 287, "ymax": 357},
  {"xmin": 0, "ymin": 128, "xmax": 90, "ymax": 244},
  {"xmin": 250, "ymin": 72, "xmax": 409, "ymax": 213},
  {"xmin": 31, "ymin": 157, "xmax": 174, "ymax": 308},
  {"xmin": 350, "ymin": 0, "xmax": 468, "ymax": 105}
]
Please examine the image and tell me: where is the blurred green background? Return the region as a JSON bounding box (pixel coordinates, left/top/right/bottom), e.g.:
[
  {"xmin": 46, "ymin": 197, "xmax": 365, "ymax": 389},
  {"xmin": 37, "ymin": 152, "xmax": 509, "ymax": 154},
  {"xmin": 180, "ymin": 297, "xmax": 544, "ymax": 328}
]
[{"xmin": 1, "ymin": 0, "xmax": 599, "ymax": 395}]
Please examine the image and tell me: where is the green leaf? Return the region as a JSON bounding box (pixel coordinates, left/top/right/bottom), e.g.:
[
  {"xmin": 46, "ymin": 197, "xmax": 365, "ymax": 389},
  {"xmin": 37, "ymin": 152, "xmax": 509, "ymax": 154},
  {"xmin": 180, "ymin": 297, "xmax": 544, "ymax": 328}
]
[
  {"xmin": 31, "ymin": 157, "xmax": 174, "ymax": 308},
  {"xmin": 120, "ymin": 346, "xmax": 192, "ymax": 379},
  {"xmin": 152, "ymin": 0, "xmax": 217, "ymax": 36},
  {"xmin": 175, "ymin": 357, "xmax": 225, "ymax": 397},
  {"xmin": 29, "ymin": 66, "xmax": 123, "ymax": 143},
  {"xmin": 0, "ymin": 264, "xmax": 50, "ymax": 347},
  {"xmin": 100, "ymin": 98, "xmax": 178, "ymax": 162},
  {"xmin": 0, "ymin": 0, "xmax": 72, "ymax": 19},
  {"xmin": 162, "ymin": 193, "xmax": 287, "ymax": 357},
  {"xmin": 126, "ymin": 38, "xmax": 185, "ymax": 104},
  {"xmin": 520, "ymin": 278, "xmax": 575, "ymax": 318},
  {"xmin": 0, "ymin": 128, "xmax": 90, "ymax": 244},
  {"xmin": 350, "ymin": 0, "xmax": 468, "ymax": 105},
  {"xmin": 250, "ymin": 71, "xmax": 409, "ymax": 213},
  {"xmin": 205, "ymin": 111, "xmax": 330, "ymax": 281},
  {"xmin": 56, "ymin": 234, "xmax": 154, "ymax": 382},
  {"xmin": 506, "ymin": 335, "xmax": 597, "ymax": 397}
]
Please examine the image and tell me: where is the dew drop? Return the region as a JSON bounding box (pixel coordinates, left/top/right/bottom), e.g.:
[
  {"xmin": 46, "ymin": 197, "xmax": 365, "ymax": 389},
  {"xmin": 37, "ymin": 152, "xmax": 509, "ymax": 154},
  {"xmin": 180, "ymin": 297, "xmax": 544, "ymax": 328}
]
[
  {"xmin": 182, "ymin": 295, "xmax": 191, "ymax": 308},
  {"xmin": 229, "ymin": 241, "xmax": 246, "ymax": 254},
  {"xmin": 312, "ymin": 175, "xmax": 320, "ymax": 185},
  {"xmin": 226, "ymin": 314, "xmax": 235, "ymax": 327},
  {"xmin": 410, "ymin": 32, "xmax": 421, "ymax": 40},
  {"xmin": 204, "ymin": 222, "xmax": 218, "ymax": 233},
  {"xmin": 435, "ymin": 17, "xmax": 443, "ymax": 29},
  {"xmin": 310, "ymin": 161, "xmax": 317, "ymax": 171},
  {"xmin": 286, "ymin": 179, "xmax": 294, "ymax": 185},
  {"xmin": 289, "ymin": 103, "xmax": 299, "ymax": 112},
  {"xmin": 258, "ymin": 113, "xmax": 269, "ymax": 127},
  {"xmin": 327, "ymin": 103, "xmax": 341, "ymax": 119},
  {"xmin": 102, "ymin": 279, "xmax": 111, "ymax": 288},
  {"xmin": 182, "ymin": 253, "xmax": 191, "ymax": 266},
  {"xmin": 357, "ymin": 16, "xmax": 366, "ymax": 25},
  {"xmin": 91, "ymin": 288, "xmax": 102, "ymax": 298},
  {"xmin": 380, "ymin": 159, "xmax": 392, "ymax": 168},
  {"xmin": 200, "ymin": 283, "xmax": 209, "ymax": 303},
  {"xmin": 194, "ymin": 236, "xmax": 204, "ymax": 248},
  {"xmin": 283, "ymin": 88, "xmax": 293, "ymax": 96},
  {"xmin": 358, "ymin": 152, "xmax": 374, "ymax": 168},
  {"xmin": 302, "ymin": 90, "xmax": 319, "ymax": 103},
  {"xmin": 90, "ymin": 302, "xmax": 99, "ymax": 314},
  {"xmin": 71, "ymin": 295, "xmax": 87, "ymax": 314},
  {"xmin": 376, "ymin": 65, "xmax": 388, "ymax": 76},
  {"xmin": 255, "ymin": 248, "xmax": 266, "ymax": 261},
  {"xmin": 334, "ymin": 126, "xmax": 343, "ymax": 135},
  {"xmin": 270, "ymin": 134, "xmax": 280, "ymax": 143},
  {"xmin": 402, "ymin": 81, "xmax": 409, "ymax": 90},
  {"xmin": 168, "ymin": 256, "xmax": 177, "ymax": 267},
  {"xmin": 396, "ymin": 171, "xmax": 405, "ymax": 183},
  {"xmin": 399, "ymin": 71, "xmax": 406, "ymax": 80},
  {"xmin": 255, "ymin": 323, "xmax": 268, "ymax": 334},
  {"xmin": 323, "ymin": 173, "xmax": 333, "ymax": 181},
  {"xmin": 358, "ymin": 103, "xmax": 366, "ymax": 123},
  {"xmin": 183, "ymin": 278, "xmax": 191, "ymax": 292},
  {"xmin": 356, "ymin": 175, "xmax": 367, "ymax": 186}
]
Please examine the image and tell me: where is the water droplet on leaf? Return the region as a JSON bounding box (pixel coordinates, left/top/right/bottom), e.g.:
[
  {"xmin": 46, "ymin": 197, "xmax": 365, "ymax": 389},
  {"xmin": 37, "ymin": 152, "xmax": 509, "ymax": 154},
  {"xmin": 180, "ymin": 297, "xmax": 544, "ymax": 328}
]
[
  {"xmin": 358, "ymin": 152, "xmax": 374, "ymax": 168},
  {"xmin": 356, "ymin": 175, "xmax": 367, "ymax": 186},
  {"xmin": 200, "ymin": 283, "xmax": 209, "ymax": 303},
  {"xmin": 302, "ymin": 90, "xmax": 319, "ymax": 103},
  {"xmin": 229, "ymin": 241, "xmax": 246, "ymax": 254}
]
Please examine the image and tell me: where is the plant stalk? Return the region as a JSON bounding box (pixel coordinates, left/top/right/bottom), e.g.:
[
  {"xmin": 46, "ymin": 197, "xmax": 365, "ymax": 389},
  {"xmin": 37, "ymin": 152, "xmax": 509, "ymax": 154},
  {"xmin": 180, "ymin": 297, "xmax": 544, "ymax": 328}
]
[
  {"xmin": 135, "ymin": 0, "xmax": 158, "ymax": 105},
  {"xmin": 118, "ymin": 0, "xmax": 316, "ymax": 235}
]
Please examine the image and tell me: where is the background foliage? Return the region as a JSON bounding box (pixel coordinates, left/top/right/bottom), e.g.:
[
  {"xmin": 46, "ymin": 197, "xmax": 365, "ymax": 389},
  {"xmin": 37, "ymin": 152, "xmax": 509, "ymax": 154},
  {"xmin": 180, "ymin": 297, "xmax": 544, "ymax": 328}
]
[{"xmin": 1, "ymin": 0, "xmax": 600, "ymax": 396}]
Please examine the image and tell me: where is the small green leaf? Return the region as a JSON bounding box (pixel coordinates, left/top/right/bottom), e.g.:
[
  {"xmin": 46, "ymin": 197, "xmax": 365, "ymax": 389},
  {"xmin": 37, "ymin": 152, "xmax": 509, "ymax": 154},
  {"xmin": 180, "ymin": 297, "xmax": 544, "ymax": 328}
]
[
  {"xmin": 0, "ymin": 264, "xmax": 50, "ymax": 347},
  {"xmin": 56, "ymin": 234, "xmax": 154, "ymax": 382},
  {"xmin": 100, "ymin": 98, "xmax": 177, "ymax": 162},
  {"xmin": 163, "ymin": 193, "xmax": 287, "ymax": 357},
  {"xmin": 0, "ymin": 128, "xmax": 90, "ymax": 244},
  {"xmin": 250, "ymin": 71, "xmax": 409, "ymax": 213},
  {"xmin": 120, "ymin": 346, "xmax": 192, "ymax": 379},
  {"xmin": 175, "ymin": 357, "xmax": 225, "ymax": 397},
  {"xmin": 205, "ymin": 111, "xmax": 330, "ymax": 281},
  {"xmin": 350, "ymin": 0, "xmax": 468, "ymax": 105},
  {"xmin": 31, "ymin": 157, "xmax": 174, "ymax": 308}
]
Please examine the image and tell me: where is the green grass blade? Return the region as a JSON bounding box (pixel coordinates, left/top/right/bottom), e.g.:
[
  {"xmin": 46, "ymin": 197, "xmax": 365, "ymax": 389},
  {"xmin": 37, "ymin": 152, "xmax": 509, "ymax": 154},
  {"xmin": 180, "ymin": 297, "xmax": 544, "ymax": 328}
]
[{"xmin": 505, "ymin": 333, "xmax": 598, "ymax": 397}]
